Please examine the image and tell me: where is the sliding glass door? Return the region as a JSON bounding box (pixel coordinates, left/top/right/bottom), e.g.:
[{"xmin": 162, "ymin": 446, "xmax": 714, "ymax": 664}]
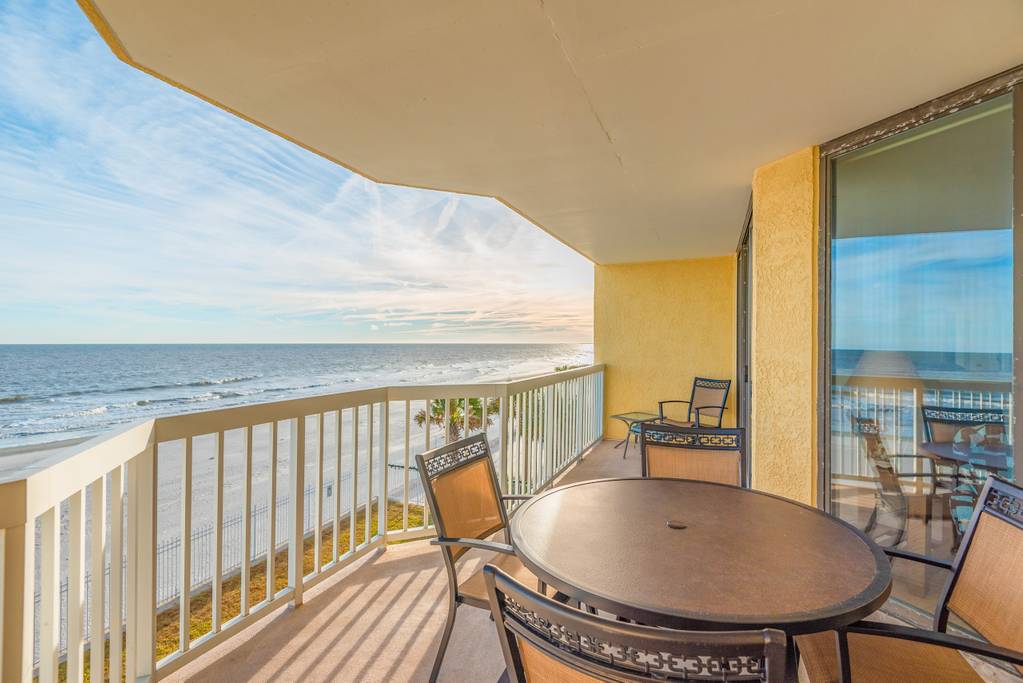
[{"xmin": 825, "ymin": 89, "xmax": 1017, "ymax": 621}]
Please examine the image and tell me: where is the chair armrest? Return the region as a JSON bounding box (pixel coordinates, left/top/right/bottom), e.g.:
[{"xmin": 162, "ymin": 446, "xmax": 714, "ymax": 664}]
[
  {"xmin": 501, "ymin": 495, "xmax": 532, "ymax": 501},
  {"xmin": 693, "ymin": 405, "xmax": 728, "ymax": 427},
  {"xmin": 657, "ymin": 399, "xmax": 691, "ymax": 418},
  {"xmin": 884, "ymin": 547, "xmax": 953, "ymax": 570},
  {"xmin": 847, "ymin": 621, "xmax": 1023, "ymax": 666},
  {"xmin": 432, "ymin": 537, "xmax": 515, "ymax": 555}
]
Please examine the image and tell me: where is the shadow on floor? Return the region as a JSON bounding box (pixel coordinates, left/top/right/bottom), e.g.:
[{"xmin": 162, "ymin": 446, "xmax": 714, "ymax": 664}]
[{"xmin": 169, "ymin": 439, "xmax": 634, "ymax": 682}]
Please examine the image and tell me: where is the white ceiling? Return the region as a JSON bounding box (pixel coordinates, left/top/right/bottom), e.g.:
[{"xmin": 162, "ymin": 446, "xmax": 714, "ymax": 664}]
[{"xmin": 83, "ymin": 0, "xmax": 1023, "ymax": 264}]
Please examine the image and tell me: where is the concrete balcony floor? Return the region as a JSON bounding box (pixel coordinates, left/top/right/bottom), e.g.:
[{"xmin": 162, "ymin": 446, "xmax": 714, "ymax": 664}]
[{"xmin": 167, "ymin": 438, "xmax": 638, "ymax": 682}]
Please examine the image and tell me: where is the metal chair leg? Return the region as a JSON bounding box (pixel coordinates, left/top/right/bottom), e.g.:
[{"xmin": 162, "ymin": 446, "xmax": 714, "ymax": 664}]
[{"xmin": 430, "ymin": 598, "xmax": 458, "ymax": 683}]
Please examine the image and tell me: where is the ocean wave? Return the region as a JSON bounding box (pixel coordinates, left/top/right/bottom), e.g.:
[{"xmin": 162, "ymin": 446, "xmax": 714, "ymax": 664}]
[
  {"xmin": 131, "ymin": 389, "xmax": 249, "ymax": 407},
  {"xmin": 43, "ymin": 375, "xmax": 261, "ymax": 401},
  {"xmin": 0, "ymin": 394, "xmax": 28, "ymax": 404},
  {"xmin": 54, "ymin": 406, "xmax": 109, "ymax": 418}
]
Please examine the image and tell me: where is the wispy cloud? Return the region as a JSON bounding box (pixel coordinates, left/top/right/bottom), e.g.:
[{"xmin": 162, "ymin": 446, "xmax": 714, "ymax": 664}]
[{"xmin": 0, "ymin": 1, "xmax": 593, "ymax": 343}]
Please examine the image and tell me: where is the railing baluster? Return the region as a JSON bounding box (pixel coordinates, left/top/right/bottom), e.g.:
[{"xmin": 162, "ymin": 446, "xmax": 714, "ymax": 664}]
[
  {"xmin": 241, "ymin": 426, "xmax": 253, "ymax": 617},
  {"xmin": 110, "ymin": 464, "xmax": 124, "ymax": 682},
  {"xmin": 515, "ymin": 392, "xmax": 522, "ymax": 494},
  {"xmin": 289, "ymin": 416, "xmax": 306, "ymax": 606},
  {"xmin": 403, "ymin": 401, "xmax": 411, "ymax": 531},
  {"xmin": 526, "ymin": 390, "xmax": 534, "ymax": 492},
  {"xmin": 379, "ymin": 401, "xmax": 388, "ymax": 538},
  {"xmin": 67, "ymin": 490, "xmax": 86, "ymax": 683},
  {"xmin": 90, "ymin": 474, "xmax": 107, "ymax": 671},
  {"xmin": 518, "ymin": 392, "xmax": 525, "ymax": 494},
  {"xmin": 179, "ymin": 438, "xmax": 192, "ymax": 651},
  {"xmin": 39, "ymin": 506, "xmax": 59, "ymax": 682},
  {"xmin": 422, "ymin": 402, "xmax": 430, "ymax": 528},
  {"xmin": 1, "ymin": 517, "xmax": 33, "ymax": 682},
  {"xmin": 333, "ymin": 410, "xmax": 342, "ymax": 559},
  {"xmin": 126, "ymin": 445, "xmax": 156, "ymax": 681},
  {"xmin": 314, "ymin": 413, "xmax": 324, "ymax": 574},
  {"xmin": 498, "ymin": 394, "xmax": 509, "ymax": 494},
  {"xmin": 212, "ymin": 432, "xmax": 224, "ymax": 632},
  {"xmin": 367, "ymin": 403, "xmax": 374, "ymax": 542},
  {"xmin": 266, "ymin": 422, "xmax": 278, "ymax": 601},
  {"xmin": 443, "ymin": 399, "xmax": 451, "ymax": 445},
  {"xmin": 351, "ymin": 407, "xmax": 359, "ymax": 548}
]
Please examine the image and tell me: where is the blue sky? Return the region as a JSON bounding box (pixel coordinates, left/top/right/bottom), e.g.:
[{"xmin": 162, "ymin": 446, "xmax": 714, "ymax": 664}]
[
  {"xmin": 832, "ymin": 228, "xmax": 1012, "ymax": 353},
  {"xmin": 0, "ymin": 1, "xmax": 593, "ymax": 344}
]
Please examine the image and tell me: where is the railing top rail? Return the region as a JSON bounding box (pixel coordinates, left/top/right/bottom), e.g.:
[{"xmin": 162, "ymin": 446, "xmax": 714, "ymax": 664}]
[
  {"xmin": 387, "ymin": 364, "xmax": 605, "ymax": 400},
  {"xmin": 1, "ymin": 419, "xmax": 155, "ymax": 525},
  {"xmin": 506, "ymin": 363, "xmax": 604, "ymax": 393},
  {"xmin": 156, "ymin": 365, "xmax": 604, "ymax": 441}
]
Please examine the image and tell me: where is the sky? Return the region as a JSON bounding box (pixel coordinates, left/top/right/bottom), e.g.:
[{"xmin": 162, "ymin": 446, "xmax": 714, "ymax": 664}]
[
  {"xmin": 0, "ymin": 1, "xmax": 594, "ymax": 344},
  {"xmin": 832, "ymin": 228, "xmax": 1012, "ymax": 354}
]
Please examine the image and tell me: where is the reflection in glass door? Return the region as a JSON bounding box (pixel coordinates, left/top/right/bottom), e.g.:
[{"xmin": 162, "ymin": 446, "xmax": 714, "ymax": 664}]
[{"xmin": 826, "ymin": 93, "xmax": 1014, "ymax": 621}]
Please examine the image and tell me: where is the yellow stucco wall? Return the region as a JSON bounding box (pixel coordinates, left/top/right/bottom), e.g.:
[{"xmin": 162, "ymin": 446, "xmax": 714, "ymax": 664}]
[
  {"xmin": 594, "ymin": 257, "xmax": 737, "ymax": 439},
  {"xmin": 749, "ymin": 146, "xmax": 819, "ymax": 505}
]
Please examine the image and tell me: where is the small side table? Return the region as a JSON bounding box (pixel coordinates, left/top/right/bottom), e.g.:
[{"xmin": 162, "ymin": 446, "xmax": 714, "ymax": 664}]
[{"xmin": 609, "ymin": 412, "xmax": 661, "ymax": 458}]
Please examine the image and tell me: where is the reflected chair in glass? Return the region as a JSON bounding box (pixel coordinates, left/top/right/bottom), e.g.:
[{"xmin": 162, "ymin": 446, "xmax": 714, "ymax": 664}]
[
  {"xmin": 921, "ymin": 405, "xmax": 1010, "ymax": 549},
  {"xmin": 797, "ymin": 476, "xmax": 1023, "ymax": 682},
  {"xmin": 628, "ymin": 376, "xmax": 732, "ymax": 443},
  {"xmin": 921, "ymin": 404, "xmax": 1010, "ymax": 480},
  {"xmin": 851, "ymin": 416, "xmax": 950, "ymax": 549},
  {"xmin": 484, "ymin": 564, "xmax": 787, "ymax": 683},
  {"xmin": 640, "ymin": 421, "xmax": 745, "ymax": 486},
  {"xmin": 416, "ymin": 432, "xmax": 545, "ymax": 682},
  {"xmin": 921, "ymin": 404, "xmax": 1009, "ymax": 445}
]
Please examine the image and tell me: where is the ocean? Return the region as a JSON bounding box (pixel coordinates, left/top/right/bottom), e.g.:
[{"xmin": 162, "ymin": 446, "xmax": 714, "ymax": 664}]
[{"xmin": 0, "ymin": 343, "xmax": 593, "ymax": 448}]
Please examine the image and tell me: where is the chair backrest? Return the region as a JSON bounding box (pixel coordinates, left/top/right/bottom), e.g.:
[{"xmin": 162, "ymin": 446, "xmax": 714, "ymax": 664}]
[
  {"xmin": 851, "ymin": 417, "xmax": 903, "ymax": 496},
  {"xmin": 485, "ymin": 565, "xmax": 786, "ymax": 683},
  {"xmin": 640, "ymin": 422, "xmax": 744, "ymax": 486},
  {"xmin": 689, "ymin": 376, "xmax": 732, "ymax": 427},
  {"xmin": 937, "ymin": 476, "xmax": 1023, "ymax": 662},
  {"xmin": 416, "ymin": 432, "xmax": 508, "ymax": 562},
  {"xmin": 921, "ymin": 405, "xmax": 1008, "ymax": 444}
]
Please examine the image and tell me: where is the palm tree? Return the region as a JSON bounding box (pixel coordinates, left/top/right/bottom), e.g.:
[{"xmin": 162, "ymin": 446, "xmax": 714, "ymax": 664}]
[{"xmin": 414, "ymin": 398, "xmax": 501, "ymax": 442}]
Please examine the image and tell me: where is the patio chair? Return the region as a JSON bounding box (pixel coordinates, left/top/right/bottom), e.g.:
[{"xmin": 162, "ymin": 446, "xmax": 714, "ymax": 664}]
[
  {"xmin": 627, "ymin": 376, "xmax": 732, "ymax": 449},
  {"xmin": 484, "ymin": 564, "xmax": 787, "ymax": 683},
  {"xmin": 796, "ymin": 476, "xmax": 1023, "ymax": 682},
  {"xmin": 416, "ymin": 432, "xmax": 545, "ymax": 682},
  {"xmin": 851, "ymin": 416, "xmax": 949, "ymax": 549},
  {"xmin": 640, "ymin": 421, "xmax": 745, "ymax": 486}
]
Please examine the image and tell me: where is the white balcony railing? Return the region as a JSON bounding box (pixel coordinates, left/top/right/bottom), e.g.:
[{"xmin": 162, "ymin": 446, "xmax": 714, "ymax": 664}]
[{"xmin": 0, "ymin": 364, "xmax": 604, "ymax": 682}]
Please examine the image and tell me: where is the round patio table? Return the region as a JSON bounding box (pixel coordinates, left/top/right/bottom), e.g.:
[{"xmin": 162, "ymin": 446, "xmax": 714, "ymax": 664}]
[{"xmin": 510, "ymin": 478, "xmax": 891, "ymax": 636}]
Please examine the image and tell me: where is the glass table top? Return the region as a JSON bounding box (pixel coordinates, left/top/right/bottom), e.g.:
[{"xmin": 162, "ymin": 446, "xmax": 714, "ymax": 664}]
[{"xmin": 611, "ymin": 411, "xmax": 661, "ymax": 422}]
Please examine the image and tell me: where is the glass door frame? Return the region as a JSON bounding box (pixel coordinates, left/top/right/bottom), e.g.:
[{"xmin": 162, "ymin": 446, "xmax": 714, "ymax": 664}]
[
  {"xmin": 736, "ymin": 197, "xmax": 753, "ymax": 487},
  {"xmin": 816, "ymin": 65, "xmax": 1023, "ymax": 511}
]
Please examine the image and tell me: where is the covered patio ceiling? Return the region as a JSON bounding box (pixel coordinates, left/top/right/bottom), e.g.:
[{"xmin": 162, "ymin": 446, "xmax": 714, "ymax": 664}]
[{"xmin": 80, "ymin": 0, "xmax": 1023, "ymax": 264}]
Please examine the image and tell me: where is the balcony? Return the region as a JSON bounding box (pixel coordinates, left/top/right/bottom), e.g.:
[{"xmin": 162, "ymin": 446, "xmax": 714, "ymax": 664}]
[{"xmin": 0, "ymin": 365, "xmax": 604, "ymax": 681}]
